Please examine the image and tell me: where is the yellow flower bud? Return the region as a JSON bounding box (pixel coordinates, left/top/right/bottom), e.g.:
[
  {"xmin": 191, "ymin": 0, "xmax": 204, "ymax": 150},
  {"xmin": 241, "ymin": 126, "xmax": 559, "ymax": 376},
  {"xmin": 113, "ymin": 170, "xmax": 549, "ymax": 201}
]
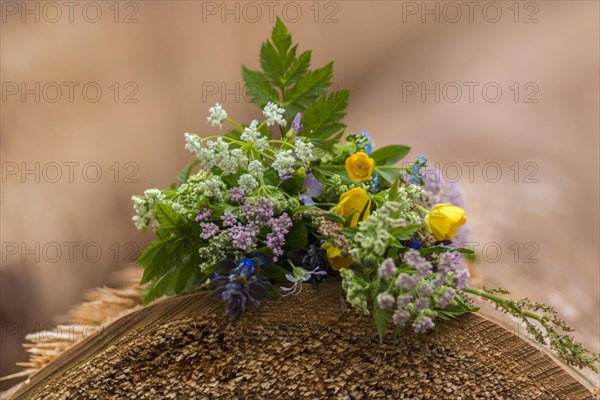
[
  {"xmin": 322, "ymin": 242, "xmax": 353, "ymax": 270},
  {"xmin": 424, "ymin": 203, "xmax": 467, "ymax": 241},
  {"xmin": 334, "ymin": 187, "xmax": 371, "ymax": 227},
  {"xmin": 345, "ymin": 152, "xmax": 375, "ymax": 182}
]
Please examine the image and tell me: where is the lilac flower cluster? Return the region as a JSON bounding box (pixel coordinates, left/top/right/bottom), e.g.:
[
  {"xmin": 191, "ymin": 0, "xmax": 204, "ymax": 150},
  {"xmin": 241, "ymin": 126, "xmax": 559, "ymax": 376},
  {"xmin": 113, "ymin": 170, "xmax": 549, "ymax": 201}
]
[
  {"xmin": 226, "ymin": 197, "xmax": 292, "ymax": 262},
  {"xmin": 375, "ymin": 249, "xmax": 471, "ymax": 334},
  {"xmin": 266, "ymin": 213, "xmax": 292, "ymax": 261}
]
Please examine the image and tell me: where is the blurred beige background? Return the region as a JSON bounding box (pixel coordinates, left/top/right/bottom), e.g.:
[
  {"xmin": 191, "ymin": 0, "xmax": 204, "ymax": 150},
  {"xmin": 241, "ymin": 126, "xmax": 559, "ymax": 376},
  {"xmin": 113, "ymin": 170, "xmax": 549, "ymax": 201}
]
[{"xmin": 1, "ymin": 0, "xmax": 598, "ymax": 386}]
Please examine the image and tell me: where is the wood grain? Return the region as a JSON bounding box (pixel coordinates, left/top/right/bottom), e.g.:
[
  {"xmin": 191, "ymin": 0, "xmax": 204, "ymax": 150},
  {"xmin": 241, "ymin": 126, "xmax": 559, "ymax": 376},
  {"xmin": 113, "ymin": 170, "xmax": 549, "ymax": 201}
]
[{"xmin": 10, "ymin": 284, "xmax": 595, "ymax": 399}]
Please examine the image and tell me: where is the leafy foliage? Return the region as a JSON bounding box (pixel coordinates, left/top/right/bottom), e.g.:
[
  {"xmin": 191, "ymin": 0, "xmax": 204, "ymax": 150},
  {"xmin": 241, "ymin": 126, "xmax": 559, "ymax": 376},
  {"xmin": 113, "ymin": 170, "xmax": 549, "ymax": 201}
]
[
  {"xmin": 138, "ymin": 203, "xmax": 206, "ymax": 305},
  {"xmin": 242, "ymin": 17, "xmax": 350, "ymax": 139}
]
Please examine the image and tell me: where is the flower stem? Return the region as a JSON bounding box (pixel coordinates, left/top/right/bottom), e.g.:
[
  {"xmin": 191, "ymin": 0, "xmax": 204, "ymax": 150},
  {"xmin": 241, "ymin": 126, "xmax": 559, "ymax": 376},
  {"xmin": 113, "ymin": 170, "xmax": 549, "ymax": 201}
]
[{"xmin": 462, "ymin": 287, "xmax": 543, "ymax": 322}]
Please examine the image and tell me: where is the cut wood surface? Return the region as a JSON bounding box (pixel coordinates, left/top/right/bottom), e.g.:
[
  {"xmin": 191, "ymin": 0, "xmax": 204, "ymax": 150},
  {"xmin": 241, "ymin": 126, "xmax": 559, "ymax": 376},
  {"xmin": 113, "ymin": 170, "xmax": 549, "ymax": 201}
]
[{"xmin": 9, "ymin": 284, "xmax": 597, "ymax": 399}]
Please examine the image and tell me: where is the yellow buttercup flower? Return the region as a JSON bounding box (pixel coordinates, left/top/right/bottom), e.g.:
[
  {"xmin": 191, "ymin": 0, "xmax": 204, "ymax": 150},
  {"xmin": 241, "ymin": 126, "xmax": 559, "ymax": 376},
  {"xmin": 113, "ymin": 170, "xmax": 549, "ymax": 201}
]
[
  {"xmin": 345, "ymin": 152, "xmax": 375, "ymax": 182},
  {"xmin": 322, "ymin": 242, "xmax": 353, "ymax": 270},
  {"xmin": 425, "ymin": 203, "xmax": 467, "ymax": 241},
  {"xmin": 334, "ymin": 187, "xmax": 371, "ymax": 227}
]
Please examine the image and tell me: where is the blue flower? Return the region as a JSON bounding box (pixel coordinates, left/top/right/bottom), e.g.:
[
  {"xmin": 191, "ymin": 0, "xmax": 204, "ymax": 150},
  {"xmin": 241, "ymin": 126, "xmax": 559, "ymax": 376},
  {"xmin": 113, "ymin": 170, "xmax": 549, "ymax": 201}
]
[
  {"xmin": 417, "ymin": 155, "xmax": 427, "ymax": 165},
  {"xmin": 361, "ymin": 130, "xmax": 373, "ymax": 155},
  {"xmin": 291, "ymin": 113, "xmax": 304, "ymax": 133},
  {"xmin": 253, "ymin": 253, "xmax": 268, "ymax": 267},
  {"xmin": 300, "ymin": 172, "xmax": 323, "ymax": 206},
  {"xmin": 239, "ymin": 257, "xmax": 257, "ymax": 276},
  {"xmin": 406, "ymin": 237, "xmax": 423, "ymax": 249},
  {"xmin": 371, "ymin": 174, "xmax": 380, "ymax": 192}
]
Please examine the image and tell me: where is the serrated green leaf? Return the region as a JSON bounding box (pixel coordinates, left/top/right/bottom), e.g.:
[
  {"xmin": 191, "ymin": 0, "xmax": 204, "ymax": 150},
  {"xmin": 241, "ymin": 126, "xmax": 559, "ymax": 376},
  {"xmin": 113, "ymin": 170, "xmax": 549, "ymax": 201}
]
[
  {"xmin": 282, "ymin": 50, "xmax": 311, "ymax": 86},
  {"xmin": 155, "ymin": 202, "xmax": 182, "ymax": 232},
  {"xmin": 284, "ymin": 62, "xmax": 333, "ymax": 113},
  {"xmin": 242, "ymin": 66, "xmax": 279, "ymax": 107},
  {"xmin": 371, "ymin": 145, "xmax": 411, "ymax": 166},
  {"xmin": 177, "ymin": 160, "xmax": 200, "ymax": 183},
  {"xmin": 304, "ymin": 90, "xmax": 351, "ymax": 139}
]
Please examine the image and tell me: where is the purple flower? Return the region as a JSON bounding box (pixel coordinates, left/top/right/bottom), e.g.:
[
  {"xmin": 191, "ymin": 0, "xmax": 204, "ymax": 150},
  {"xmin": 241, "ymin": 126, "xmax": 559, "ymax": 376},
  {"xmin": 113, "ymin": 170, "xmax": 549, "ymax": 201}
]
[
  {"xmin": 395, "ymin": 273, "xmax": 418, "ymax": 289},
  {"xmin": 415, "ymin": 260, "xmax": 433, "ymax": 277},
  {"xmin": 416, "ymin": 282, "xmax": 433, "ymax": 297},
  {"xmin": 437, "ymin": 288, "xmax": 456, "ymax": 308},
  {"xmin": 199, "ymin": 222, "xmax": 219, "ymax": 240},
  {"xmin": 291, "ymin": 113, "xmax": 303, "ymax": 133},
  {"xmin": 241, "ymin": 198, "xmax": 274, "ymax": 225},
  {"xmin": 438, "ymin": 251, "xmax": 463, "ymax": 275},
  {"xmin": 195, "ymin": 206, "xmax": 212, "ymax": 222},
  {"xmin": 229, "ymin": 187, "xmax": 246, "ymax": 203},
  {"xmin": 266, "ymin": 213, "xmax": 292, "ymax": 261},
  {"xmin": 392, "ymin": 310, "xmax": 410, "ymax": 326},
  {"xmin": 396, "ymin": 294, "xmax": 413, "ymax": 308},
  {"xmin": 413, "ymin": 317, "xmax": 435, "ymax": 333},
  {"xmin": 228, "ymin": 222, "xmax": 259, "ymax": 252},
  {"xmin": 403, "ymin": 249, "xmax": 422, "ymax": 268},
  {"xmin": 454, "ymin": 269, "xmax": 470, "ymax": 290},
  {"xmin": 300, "ymin": 172, "xmax": 323, "ymax": 206},
  {"xmin": 377, "ymin": 293, "xmax": 395, "ymax": 310},
  {"xmin": 221, "ymin": 212, "xmax": 237, "ymax": 227},
  {"xmin": 378, "ymin": 258, "xmax": 397, "ymax": 280},
  {"xmin": 412, "ymin": 298, "xmax": 430, "ymax": 313}
]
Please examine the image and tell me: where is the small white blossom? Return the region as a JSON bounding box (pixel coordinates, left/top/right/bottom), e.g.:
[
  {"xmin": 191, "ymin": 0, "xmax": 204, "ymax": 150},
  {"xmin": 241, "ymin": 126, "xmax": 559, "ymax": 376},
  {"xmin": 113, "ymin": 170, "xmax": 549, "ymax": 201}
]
[
  {"xmin": 262, "ymin": 102, "xmax": 287, "ymax": 127},
  {"xmin": 199, "ymin": 178, "xmax": 224, "ymax": 198},
  {"xmin": 220, "ymin": 148, "xmax": 248, "ymax": 175},
  {"xmin": 131, "ymin": 189, "xmax": 165, "ymax": 230},
  {"xmin": 238, "ymin": 173, "xmax": 259, "ymax": 193},
  {"xmin": 272, "ymin": 149, "xmax": 296, "ymax": 176},
  {"xmin": 207, "ymin": 103, "xmax": 227, "ymax": 129},
  {"xmin": 240, "ymin": 120, "xmax": 268, "ymax": 152},
  {"xmin": 247, "ymin": 160, "xmax": 264, "ymax": 179},
  {"xmin": 294, "ymin": 138, "xmax": 317, "ymax": 164},
  {"xmin": 184, "ymin": 133, "xmax": 202, "ymax": 157}
]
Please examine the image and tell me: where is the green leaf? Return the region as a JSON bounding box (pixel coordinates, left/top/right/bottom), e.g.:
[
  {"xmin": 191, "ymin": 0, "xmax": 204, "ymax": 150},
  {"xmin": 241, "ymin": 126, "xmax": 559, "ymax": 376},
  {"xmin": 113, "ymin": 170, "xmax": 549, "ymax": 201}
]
[
  {"xmin": 284, "ymin": 220, "xmax": 308, "ymax": 251},
  {"xmin": 155, "ymin": 202, "xmax": 182, "ymax": 232},
  {"xmin": 177, "ymin": 160, "xmax": 200, "ymax": 183},
  {"xmin": 303, "ymin": 90, "xmax": 351, "ymax": 139},
  {"xmin": 375, "ymin": 166, "xmax": 402, "ymax": 183},
  {"xmin": 284, "ymin": 63, "xmax": 333, "ymax": 113},
  {"xmin": 391, "ymin": 225, "xmax": 422, "ymax": 240},
  {"xmin": 242, "ymin": 66, "xmax": 279, "ymax": 106},
  {"xmin": 371, "ymin": 145, "xmax": 411, "ymax": 166},
  {"xmin": 282, "ymin": 50, "xmax": 311, "ymax": 87},
  {"xmin": 280, "ymin": 175, "xmax": 305, "ymax": 195}
]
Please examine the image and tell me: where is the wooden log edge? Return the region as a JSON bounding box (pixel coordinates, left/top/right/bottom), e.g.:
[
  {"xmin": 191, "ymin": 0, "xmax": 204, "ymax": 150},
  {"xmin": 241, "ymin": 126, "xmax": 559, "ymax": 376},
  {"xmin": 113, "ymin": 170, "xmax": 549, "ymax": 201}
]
[{"xmin": 8, "ymin": 284, "xmax": 598, "ymax": 399}]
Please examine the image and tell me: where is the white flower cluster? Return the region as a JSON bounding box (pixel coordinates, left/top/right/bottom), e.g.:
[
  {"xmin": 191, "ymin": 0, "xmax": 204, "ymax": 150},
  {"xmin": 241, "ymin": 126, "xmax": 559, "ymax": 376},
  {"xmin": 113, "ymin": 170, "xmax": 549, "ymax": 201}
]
[
  {"xmin": 247, "ymin": 160, "xmax": 264, "ymax": 179},
  {"xmin": 294, "ymin": 138, "xmax": 317, "ymax": 164},
  {"xmin": 207, "ymin": 103, "xmax": 227, "ymax": 129},
  {"xmin": 238, "ymin": 174, "xmax": 259, "ymax": 193},
  {"xmin": 240, "ymin": 120, "xmax": 268, "ymax": 152},
  {"xmin": 184, "ymin": 134, "xmax": 248, "ymax": 175},
  {"xmin": 272, "ymin": 149, "xmax": 296, "ymax": 176},
  {"xmin": 131, "ymin": 188, "xmax": 165, "ymax": 230},
  {"xmin": 184, "ymin": 132, "xmax": 202, "ymax": 157},
  {"xmin": 262, "ymin": 102, "xmax": 287, "ymax": 127},
  {"xmin": 199, "ymin": 177, "xmax": 224, "ymax": 199}
]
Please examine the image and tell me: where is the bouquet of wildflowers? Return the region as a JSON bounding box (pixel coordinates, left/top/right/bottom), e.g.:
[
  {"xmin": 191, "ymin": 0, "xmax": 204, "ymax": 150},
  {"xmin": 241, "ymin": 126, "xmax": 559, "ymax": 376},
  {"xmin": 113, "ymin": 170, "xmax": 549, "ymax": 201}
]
[{"xmin": 132, "ymin": 19, "xmax": 598, "ymax": 371}]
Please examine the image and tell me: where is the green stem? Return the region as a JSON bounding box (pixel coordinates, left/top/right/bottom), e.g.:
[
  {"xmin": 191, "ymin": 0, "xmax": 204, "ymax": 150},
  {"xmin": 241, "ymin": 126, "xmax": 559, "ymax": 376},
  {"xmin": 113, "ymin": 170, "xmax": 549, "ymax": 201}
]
[
  {"xmin": 225, "ymin": 118, "xmax": 244, "ymax": 132},
  {"xmin": 269, "ymin": 139, "xmax": 296, "ymax": 150},
  {"xmin": 462, "ymin": 287, "xmax": 543, "ymax": 322},
  {"xmin": 416, "ymin": 205, "xmax": 429, "ymax": 214}
]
